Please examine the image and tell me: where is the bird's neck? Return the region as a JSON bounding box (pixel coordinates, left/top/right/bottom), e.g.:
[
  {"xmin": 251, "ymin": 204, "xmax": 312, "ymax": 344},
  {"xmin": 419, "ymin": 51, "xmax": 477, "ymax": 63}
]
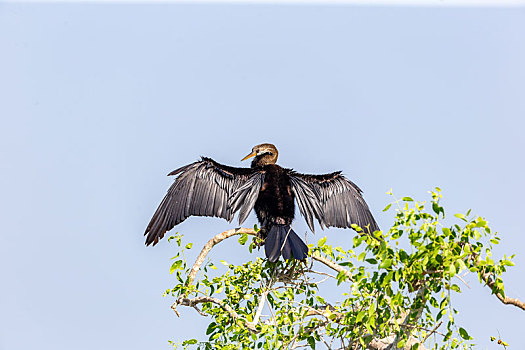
[{"xmin": 251, "ymin": 156, "xmax": 277, "ymax": 168}]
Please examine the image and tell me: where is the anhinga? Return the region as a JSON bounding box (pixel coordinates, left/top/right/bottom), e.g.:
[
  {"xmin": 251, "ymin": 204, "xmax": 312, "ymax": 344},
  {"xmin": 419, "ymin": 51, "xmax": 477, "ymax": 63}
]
[{"xmin": 145, "ymin": 143, "xmax": 379, "ymax": 262}]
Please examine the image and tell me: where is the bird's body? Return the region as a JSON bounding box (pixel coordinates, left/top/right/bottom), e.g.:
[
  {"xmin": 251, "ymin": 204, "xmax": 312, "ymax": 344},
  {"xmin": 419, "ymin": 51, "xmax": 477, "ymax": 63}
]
[
  {"xmin": 254, "ymin": 164, "xmax": 295, "ymax": 227},
  {"xmin": 145, "ymin": 143, "xmax": 379, "ymax": 262}
]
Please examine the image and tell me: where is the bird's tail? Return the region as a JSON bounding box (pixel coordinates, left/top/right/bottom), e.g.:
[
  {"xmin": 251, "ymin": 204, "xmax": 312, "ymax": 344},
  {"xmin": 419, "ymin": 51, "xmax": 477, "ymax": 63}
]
[{"xmin": 264, "ymin": 225, "xmax": 308, "ymax": 262}]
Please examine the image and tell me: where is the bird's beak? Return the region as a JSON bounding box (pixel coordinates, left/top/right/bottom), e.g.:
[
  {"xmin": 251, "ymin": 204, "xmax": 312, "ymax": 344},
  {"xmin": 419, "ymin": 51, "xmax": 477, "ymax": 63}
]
[{"xmin": 241, "ymin": 151, "xmax": 256, "ymax": 161}]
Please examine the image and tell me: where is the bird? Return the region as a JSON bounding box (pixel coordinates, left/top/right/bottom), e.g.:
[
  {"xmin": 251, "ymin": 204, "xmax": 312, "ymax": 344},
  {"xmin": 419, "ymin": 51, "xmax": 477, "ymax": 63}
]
[{"xmin": 144, "ymin": 143, "xmax": 379, "ymax": 262}]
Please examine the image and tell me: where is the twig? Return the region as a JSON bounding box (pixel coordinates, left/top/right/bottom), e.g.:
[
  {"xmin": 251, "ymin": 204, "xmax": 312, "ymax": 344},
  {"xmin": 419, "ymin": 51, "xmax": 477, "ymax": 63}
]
[
  {"xmin": 173, "ymin": 296, "xmax": 240, "ymax": 321},
  {"xmin": 455, "ymin": 273, "xmax": 471, "ymax": 289},
  {"xmin": 422, "ymin": 321, "xmax": 444, "ymax": 342},
  {"xmin": 311, "ymin": 253, "xmax": 353, "ymax": 281},
  {"xmin": 304, "ymin": 269, "xmax": 337, "ymax": 280}
]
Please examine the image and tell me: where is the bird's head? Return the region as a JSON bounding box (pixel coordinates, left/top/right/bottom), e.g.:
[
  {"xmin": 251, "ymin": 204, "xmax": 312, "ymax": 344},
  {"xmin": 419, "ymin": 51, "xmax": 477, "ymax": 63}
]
[{"xmin": 241, "ymin": 143, "xmax": 279, "ymax": 167}]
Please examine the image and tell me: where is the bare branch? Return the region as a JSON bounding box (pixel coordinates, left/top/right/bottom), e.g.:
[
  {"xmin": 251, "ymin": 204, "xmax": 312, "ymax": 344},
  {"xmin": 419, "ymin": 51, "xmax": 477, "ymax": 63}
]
[
  {"xmin": 247, "ymin": 291, "xmax": 269, "ymax": 330},
  {"xmin": 455, "ymin": 273, "xmax": 471, "ymax": 289},
  {"xmin": 188, "ymin": 228, "xmax": 257, "ymax": 287},
  {"xmin": 422, "ymin": 321, "xmax": 444, "ymax": 343},
  {"xmin": 304, "ymin": 269, "xmax": 337, "ymax": 280},
  {"xmin": 311, "ymin": 253, "xmax": 353, "ymax": 281}
]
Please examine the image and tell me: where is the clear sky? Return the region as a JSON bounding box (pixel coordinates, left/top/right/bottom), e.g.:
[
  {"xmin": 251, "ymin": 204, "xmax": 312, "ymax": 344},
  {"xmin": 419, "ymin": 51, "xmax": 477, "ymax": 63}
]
[{"xmin": 1, "ymin": 2, "xmax": 524, "ymax": 349}]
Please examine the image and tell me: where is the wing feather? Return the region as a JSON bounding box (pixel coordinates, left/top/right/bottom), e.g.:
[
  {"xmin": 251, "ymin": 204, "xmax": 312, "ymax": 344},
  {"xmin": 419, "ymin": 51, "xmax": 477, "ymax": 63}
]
[
  {"xmin": 288, "ymin": 170, "xmax": 379, "ymax": 234},
  {"xmin": 145, "ymin": 157, "xmax": 263, "ymax": 246},
  {"xmin": 289, "ymin": 176, "xmax": 324, "ymax": 232},
  {"xmin": 230, "ymin": 172, "xmax": 264, "ymax": 225}
]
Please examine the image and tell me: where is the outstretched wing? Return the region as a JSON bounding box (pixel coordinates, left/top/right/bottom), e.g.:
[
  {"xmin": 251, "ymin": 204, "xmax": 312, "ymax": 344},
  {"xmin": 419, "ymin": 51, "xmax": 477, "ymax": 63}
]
[
  {"xmin": 289, "ymin": 171, "xmax": 379, "ymax": 234},
  {"xmin": 145, "ymin": 157, "xmax": 264, "ymax": 246}
]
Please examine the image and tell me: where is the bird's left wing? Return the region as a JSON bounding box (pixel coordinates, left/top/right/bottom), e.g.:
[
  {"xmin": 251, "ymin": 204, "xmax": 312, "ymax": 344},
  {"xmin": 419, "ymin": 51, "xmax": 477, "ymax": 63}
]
[
  {"xmin": 145, "ymin": 157, "xmax": 264, "ymax": 246},
  {"xmin": 288, "ymin": 171, "xmax": 379, "ymax": 234}
]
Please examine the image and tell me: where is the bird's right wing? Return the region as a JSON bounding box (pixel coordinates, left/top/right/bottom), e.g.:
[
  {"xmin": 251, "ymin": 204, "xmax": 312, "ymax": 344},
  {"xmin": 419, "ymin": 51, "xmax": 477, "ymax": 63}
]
[{"xmin": 145, "ymin": 157, "xmax": 264, "ymax": 246}]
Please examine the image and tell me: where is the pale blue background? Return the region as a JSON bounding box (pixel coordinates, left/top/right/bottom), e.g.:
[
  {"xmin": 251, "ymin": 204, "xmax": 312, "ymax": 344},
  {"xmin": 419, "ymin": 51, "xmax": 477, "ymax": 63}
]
[{"xmin": 1, "ymin": 3, "xmax": 524, "ymax": 349}]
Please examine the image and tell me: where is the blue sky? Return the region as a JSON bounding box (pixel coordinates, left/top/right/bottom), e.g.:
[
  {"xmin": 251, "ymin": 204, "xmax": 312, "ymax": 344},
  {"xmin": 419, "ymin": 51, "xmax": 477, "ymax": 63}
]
[{"xmin": 1, "ymin": 2, "xmax": 524, "ymax": 349}]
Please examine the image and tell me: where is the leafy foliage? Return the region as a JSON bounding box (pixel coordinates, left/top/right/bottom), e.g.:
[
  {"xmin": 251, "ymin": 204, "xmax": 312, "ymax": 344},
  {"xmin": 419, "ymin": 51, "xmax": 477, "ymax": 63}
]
[{"xmin": 164, "ymin": 189, "xmax": 516, "ymax": 349}]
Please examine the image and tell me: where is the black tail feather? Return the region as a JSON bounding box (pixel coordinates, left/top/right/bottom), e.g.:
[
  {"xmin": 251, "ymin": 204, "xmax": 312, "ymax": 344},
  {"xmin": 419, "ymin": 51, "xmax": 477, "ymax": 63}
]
[
  {"xmin": 264, "ymin": 225, "xmax": 309, "ymax": 262},
  {"xmin": 265, "ymin": 227, "xmax": 280, "ymax": 262}
]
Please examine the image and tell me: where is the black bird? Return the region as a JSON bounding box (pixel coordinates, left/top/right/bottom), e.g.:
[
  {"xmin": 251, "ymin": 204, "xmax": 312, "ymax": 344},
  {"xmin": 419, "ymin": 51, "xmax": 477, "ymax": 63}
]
[{"xmin": 145, "ymin": 143, "xmax": 379, "ymax": 262}]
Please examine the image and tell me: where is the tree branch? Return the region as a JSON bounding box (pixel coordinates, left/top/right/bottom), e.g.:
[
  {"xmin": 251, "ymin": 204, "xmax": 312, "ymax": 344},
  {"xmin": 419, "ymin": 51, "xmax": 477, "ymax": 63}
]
[
  {"xmin": 311, "ymin": 253, "xmax": 353, "ymax": 281},
  {"xmin": 187, "ymin": 228, "xmax": 257, "ymax": 287},
  {"xmin": 386, "ymin": 287, "xmax": 427, "ymax": 350},
  {"xmin": 173, "ymin": 296, "xmax": 240, "ymax": 320},
  {"xmin": 247, "ymin": 290, "xmax": 269, "ymax": 331},
  {"xmin": 480, "ymin": 271, "xmax": 525, "ymax": 310},
  {"xmin": 466, "ymin": 245, "xmax": 525, "ymax": 311}
]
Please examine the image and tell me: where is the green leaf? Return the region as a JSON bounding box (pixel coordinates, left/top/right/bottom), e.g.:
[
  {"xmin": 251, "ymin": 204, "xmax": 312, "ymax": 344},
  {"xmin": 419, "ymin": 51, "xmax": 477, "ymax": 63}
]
[
  {"xmin": 450, "ymin": 284, "xmax": 461, "ymax": 293},
  {"xmin": 394, "ymin": 269, "xmax": 402, "ymax": 282},
  {"xmin": 206, "ymin": 322, "xmax": 216, "ymax": 335},
  {"xmin": 436, "ymin": 309, "xmax": 445, "ymax": 321},
  {"xmin": 454, "ymin": 213, "xmax": 466, "ymax": 221},
  {"xmin": 307, "ymin": 336, "xmax": 316, "ymax": 349},
  {"xmin": 379, "ymin": 259, "xmax": 393, "ymax": 269},
  {"xmin": 238, "ymin": 233, "xmax": 248, "ymax": 245},
  {"xmin": 432, "ymin": 202, "xmax": 444, "ymax": 216},
  {"xmin": 398, "ymin": 250, "xmax": 409, "ymax": 263},
  {"xmin": 448, "ymin": 263, "xmax": 456, "ymax": 277},
  {"xmin": 185, "ymin": 243, "xmax": 193, "ymax": 249},
  {"xmin": 474, "ymin": 230, "xmax": 482, "ymax": 240},
  {"xmin": 169, "ymin": 260, "xmax": 183, "ymax": 274},
  {"xmin": 358, "ymin": 252, "xmax": 366, "ymax": 262},
  {"xmin": 356, "ymin": 310, "xmax": 366, "ymax": 323},
  {"xmin": 336, "ymin": 271, "xmax": 348, "ymax": 285},
  {"xmin": 318, "ymin": 236, "xmax": 327, "ymax": 247},
  {"xmin": 351, "ymin": 223, "xmax": 363, "ymax": 232},
  {"xmin": 368, "ymin": 301, "xmax": 376, "ymax": 320},
  {"xmin": 458, "ymin": 327, "xmax": 470, "ymax": 340},
  {"xmin": 402, "ymin": 197, "xmax": 414, "ymax": 202},
  {"xmin": 182, "ymin": 339, "xmax": 198, "ymax": 345},
  {"xmin": 383, "ymin": 203, "xmax": 392, "ymax": 212},
  {"xmin": 475, "ymin": 219, "xmax": 487, "ymax": 227}
]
